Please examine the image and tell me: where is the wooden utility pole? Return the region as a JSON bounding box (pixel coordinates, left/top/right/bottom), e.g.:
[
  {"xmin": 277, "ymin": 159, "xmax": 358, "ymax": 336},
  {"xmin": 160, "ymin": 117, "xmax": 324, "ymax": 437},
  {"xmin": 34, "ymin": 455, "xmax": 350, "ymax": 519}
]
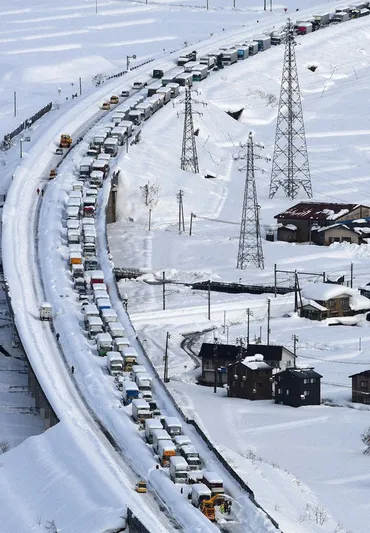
[
  {"xmin": 13, "ymin": 91, "xmax": 17, "ymax": 117},
  {"xmin": 213, "ymin": 340, "xmax": 219, "ymax": 393},
  {"xmin": 267, "ymin": 298, "xmax": 271, "ymax": 345},
  {"xmin": 162, "ymin": 271, "xmax": 166, "ymax": 310},
  {"xmin": 207, "ymin": 280, "xmax": 211, "ymax": 320},
  {"xmin": 292, "ymin": 334, "xmax": 298, "ymax": 367},
  {"xmin": 164, "ymin": 332, "xmax": 170, "ymax": 382},
  {"xmin": 246, "ymin": 308, "xmax": 252, "ymax": 346},
  {"xmin": 177, "ymin": 190, "xmax": 185, "ymax": 232},
  {"xmin": 189, "ymin": 212, "xmax": 196, "ymax": 235},
  {"xmin": 148, "ymin": 208, "xmax": 152, "ymax": 231},
  {"xmin": 350, "ymin": 262, "xmax": 354, "ymax": 288}
]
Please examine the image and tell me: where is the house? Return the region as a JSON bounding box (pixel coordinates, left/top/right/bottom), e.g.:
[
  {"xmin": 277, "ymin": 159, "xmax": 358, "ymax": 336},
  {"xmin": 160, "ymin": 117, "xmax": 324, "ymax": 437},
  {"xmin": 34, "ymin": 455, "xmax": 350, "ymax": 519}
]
[
  {"xmin": 274, "ymin": 367, "xmax": 322, "ymax": 407},
  {"xmin": 198, "ymin": 343, "xmax": 247, "ymax": 386},
  {"xmin": 247, "ymin": 344, "xmax": 296, "ymax": 370},
  {"xmin": 349, "ymin": 370, "xmax": 370, "ymax": 404},
  {"xmin": 300, "ymin": 282, "xmax": 370, "ymax": 321},
  {"xmin": 316, "ymin": 220, "xmax": 370, "ymax": 246},
  {"xmin": 275, "ymin": 202, "xmax": 370, "ymax": 244},
  {"xmin": 227, "ymin": 355, "xmax": 273, "ymax": 400}
]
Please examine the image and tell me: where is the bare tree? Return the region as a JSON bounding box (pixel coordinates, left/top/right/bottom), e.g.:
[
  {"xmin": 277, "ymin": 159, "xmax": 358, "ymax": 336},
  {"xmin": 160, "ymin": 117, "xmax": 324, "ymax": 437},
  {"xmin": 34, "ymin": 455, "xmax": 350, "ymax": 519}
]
[
  {"xmin": 0, "ymin": 441, "xmax": 10, "ymax": 454},
  {"xmin": 361, "ymin": 427, "xmax": 370, "ymax": 454},
  {"xmin": 44, "ymin": 519, "xmax": 58, "ymax": 532},
  {"xmin": 92, "ymin": 73, "xmax": 106, "ymax": 87},
  {"xmin": 140, "ymin": 181, "xmax": 160, "ymax": 207}
]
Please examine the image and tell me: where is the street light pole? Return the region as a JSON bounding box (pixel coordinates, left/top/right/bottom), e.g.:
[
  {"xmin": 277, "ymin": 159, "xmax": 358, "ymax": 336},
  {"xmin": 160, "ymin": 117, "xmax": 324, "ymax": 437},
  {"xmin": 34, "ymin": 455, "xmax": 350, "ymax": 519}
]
[
  {"xmin": 95, "ymin": 0, "xmax": 98, "ymax": 14},
  {"xmin": 126, "ymin": 54, "xmax": 137, "ymax": 72}
]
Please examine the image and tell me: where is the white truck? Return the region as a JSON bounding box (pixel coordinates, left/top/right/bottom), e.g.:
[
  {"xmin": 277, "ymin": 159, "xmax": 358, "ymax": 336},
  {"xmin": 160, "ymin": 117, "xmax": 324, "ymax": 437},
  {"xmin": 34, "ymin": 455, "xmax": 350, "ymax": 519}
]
[
  {"xmin": 169, "ymin": 456, "xmax": 189, "ymax": 484},
  {"xmin": 79, "ymin": 156, "xmax": 94, "ymax": 178},
  {"xmin": 122, "ymin": 346, "xmax": 138, "ymax": 371},
  {"xmin": 101, "ymin": 308, "xmax": 118, "ymax": 329},
  {"xmin": 111, "ymin": 126, "xmax": 128, "ymax": 145},
  {"xmin": 114, "ymin": 336, "xmax": 130, "ymax": 352},
  {"xmin": 103, "ymin": 137, "xmax": 119, "ymax": 156},
  {"xmin": 135, "ymin": 373, "xmax": 152, "ymax": 401},
  {"xmin": 68, "ymin": 230, "xmax": 81, "ymax": 244},
  {"xmin": 131, "ymin": 398, "xmax": 151, "ymax": 422},
  {"xmin": 173, "ymin": 434, "xmax": 191, "ymax": 451},
  {"xmin": 152, "ymin": 428, "xmax": 172, "ymax": 454},
  {"xmin": 131, "ymin": 365, "xmax": 147, "ymax": 380},
  {"xmin": 83, "ymin": 304, "xmax": 99, "ymax": 327},
  {"xmin": 202, "ymin": 471, "xmax": 224, "ymax": 495},
  {"xmin": 180, "ymin": 444, "xmax": 202, "ymax": 470},
  {"xmin": 162, "ymin": 416, "xmax": 182, "ymax": 437},
  {"xmin": 106, "ymin": 351, "xmax": 124, "ymax": 376},
  {"xmin": 96, "ymin": 332, "xmax": 113, "ymax": 356},
  {"xmin": 87, "ymin": 316, "xmax": 104, "ymax": 339},
  {"xmin": 39, "ymin": 302, "xmax": 52, "ymax": 321},
  {"xmin": 158, "ymin": 440, "xmax": 176, "ymax": 467},
  {"xmin": 107, "ymin": 321, "xmax": 125, "ymax": 339},
  {"xmin": 191, "ymin": 484, "xmax": 212, "ymax": 508},
  {"xmin": 145, "ymin": 418, "xmax": 163, "ymax": 444}
]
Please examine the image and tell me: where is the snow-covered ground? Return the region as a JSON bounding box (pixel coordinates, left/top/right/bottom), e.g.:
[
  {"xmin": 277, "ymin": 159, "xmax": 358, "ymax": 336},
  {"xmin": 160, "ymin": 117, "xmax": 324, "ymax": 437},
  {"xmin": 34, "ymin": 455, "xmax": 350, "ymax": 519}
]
[{"xmin": 0, "ymin": 0, "xmax": 369, "ymax": 532}]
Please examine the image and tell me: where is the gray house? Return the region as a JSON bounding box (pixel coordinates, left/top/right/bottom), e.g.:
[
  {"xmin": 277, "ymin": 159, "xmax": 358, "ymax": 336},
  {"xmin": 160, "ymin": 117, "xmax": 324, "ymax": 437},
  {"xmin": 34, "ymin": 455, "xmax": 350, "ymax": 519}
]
[{"xmin": 247, "ymin": 344, "xmax": 296, "ymax": 370}]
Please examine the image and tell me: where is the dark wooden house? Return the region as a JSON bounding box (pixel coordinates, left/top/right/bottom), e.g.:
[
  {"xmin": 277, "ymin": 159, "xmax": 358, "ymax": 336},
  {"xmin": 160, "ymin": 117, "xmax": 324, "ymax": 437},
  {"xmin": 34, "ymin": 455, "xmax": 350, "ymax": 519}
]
[
  {"xmin": 274, "ymin": 368, "xmax": 322, "ymax": 407},
  {"xmin": 198, "ymin": 343, "xmax": 246, "ymax": 386},
  {"xmin": 247, "ymin": 344, "xmax": 296, "ymax": 370},
  {"xmin": 227, "ymin": 356, "xmax": 273, "ymax": 400},
  {"xmin": 275, "ymin": 202, "xmax": 370, "ymax": 244},
  {"xmin": 349, "ymin": 370, "xmax": 370, "ymax": 404}
]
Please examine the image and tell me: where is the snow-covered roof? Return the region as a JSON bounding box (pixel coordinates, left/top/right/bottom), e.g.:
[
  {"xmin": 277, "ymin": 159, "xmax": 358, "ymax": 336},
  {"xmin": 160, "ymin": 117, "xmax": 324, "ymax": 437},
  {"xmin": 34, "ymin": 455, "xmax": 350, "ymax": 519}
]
[
  {"xmin": 240, "ymin": 354, "xmax": 271, "ymax": 370},
  {"xmin": 301, "ymin": 298, "xmax": 327, "ymax": 311},
  {"xmin": 275, "ymin": 202, "xmax": 366, "ymax": 221},
  {"xmin": 301, "ymin": 283, "xmax": 370, "ymax": 311}
]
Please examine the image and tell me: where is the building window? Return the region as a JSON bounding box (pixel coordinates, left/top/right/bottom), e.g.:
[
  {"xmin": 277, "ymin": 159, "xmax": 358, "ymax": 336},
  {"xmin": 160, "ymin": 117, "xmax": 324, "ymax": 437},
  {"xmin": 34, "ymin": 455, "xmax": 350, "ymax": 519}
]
[
  {"xmin": 304, "ymin": 378, "xmax": 309, "ymax": 384},
  {"xmin": 310, "ymin": 378, "xmax": 315, "ymax": 383},
  {"xmin": 286, "ymin": 360, "xmax": 291, "ymax": 367},
  {"xmin": 360, "ymin": 381, "xmax": 368, "ymax": 390},
  {"xmin": 328, "ymin": 299, "xmax": 336, "ymax": 309},
  {"xmin": 285, "ymin": 389, "xmax": 290, "ymax": 395},
  {"xmin": 303, "ymin": 390, "xmax": 310, "ymax": 396},
  {"xmin": 341, "ymin": 298, "xmax": 349, "ymax": 309},
  {"xmin": 278, "ymin": 388, "xmax": 282, "ymax": 394}
]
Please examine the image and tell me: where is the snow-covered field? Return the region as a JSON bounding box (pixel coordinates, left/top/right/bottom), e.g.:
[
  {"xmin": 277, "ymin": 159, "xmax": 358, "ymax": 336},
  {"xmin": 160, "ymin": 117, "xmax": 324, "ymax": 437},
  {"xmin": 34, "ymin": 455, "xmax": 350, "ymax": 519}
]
[{"xmin": 0, "ymin": 0, "xmax": 370, "ymax": 532}]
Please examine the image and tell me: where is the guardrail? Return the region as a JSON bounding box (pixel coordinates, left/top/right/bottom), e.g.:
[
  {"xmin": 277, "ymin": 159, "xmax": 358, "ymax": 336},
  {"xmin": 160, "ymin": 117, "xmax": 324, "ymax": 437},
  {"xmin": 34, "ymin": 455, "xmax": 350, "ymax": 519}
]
[{"xmin": 2, "ymin": 102, "xmax": 53, "ymax": 149}]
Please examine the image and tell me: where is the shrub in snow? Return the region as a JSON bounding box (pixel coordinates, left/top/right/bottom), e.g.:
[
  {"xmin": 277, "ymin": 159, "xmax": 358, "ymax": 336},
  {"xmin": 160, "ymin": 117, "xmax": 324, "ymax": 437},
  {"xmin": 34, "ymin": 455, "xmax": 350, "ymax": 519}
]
[
  {"xmin": 361, "ymin": 426, "xmax": 370, "ymax": 454},
  {"xmin": 0, "ymin": 441, "xmax": 10, "ymax": 454}
]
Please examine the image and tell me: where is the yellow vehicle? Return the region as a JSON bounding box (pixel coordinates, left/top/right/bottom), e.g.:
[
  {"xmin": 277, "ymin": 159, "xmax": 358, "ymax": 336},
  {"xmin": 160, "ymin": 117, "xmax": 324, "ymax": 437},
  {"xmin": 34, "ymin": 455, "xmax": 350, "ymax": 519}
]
[
  {"xmin": 110, "ymin": 95, "xmax": 119, "ymax": 104},
  {"xmin": 200, "ymin": 494, "xmax": 225, "ymax": 522},
  {"xmin": 101, "ymin": 101, "xmax": 111, "ymax": 110},
  {"xmin": 135, "ymin": 481, "xmax": 147, "ymax": 493},
  {"xmin": 49, "ymin": 169, "xmax": 57, "ymax": 179},
  {"xmin": 60, "ymin": 134, "xmax": 72, "ymax": 148}
]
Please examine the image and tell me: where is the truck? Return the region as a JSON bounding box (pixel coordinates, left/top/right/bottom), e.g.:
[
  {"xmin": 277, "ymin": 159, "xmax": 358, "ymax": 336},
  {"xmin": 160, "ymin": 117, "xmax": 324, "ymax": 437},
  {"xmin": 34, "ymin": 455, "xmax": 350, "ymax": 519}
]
[
  {"xmin": 245, "ymin": 41, "xmax": 258, "ymax": 56},
  {"xmin": 152, "ymin": 429, "xmax": 172, "ymax": 453},
  {"xmin": 192, "ymin": 65, "xmax": 208, "ymax": 82},
  {"xmin": 199, "ymin": 55, "xmax": 216, "ymax": 69},
  {"xmin": 106, "ymin": 351, "xmax": 123, "ymax": 375},
  {"xmin": 131, "ymin": 365, "xmax": 147, "ymax": 380},
  {"xmin": 90, "ymin": 270, "xmax": 105, "ymax": 286},
  {"xmin": 191, "ymin": 485, "xmax": 223, "ymax": 521},
  {"xmin": 84, "ymin": 255, "xmax": 99, "ymax": 271},
  {"xmin": 173, "ymin": 434, "xmax": 191, "ymax": 451},
  {"xmin": 136, "ymin": 373, "xmax": 152, "ymax": 401},
  {"xmin": 221, "ymin": 49, "xmax": 238, "ymax": 65},
  {"xmin": 113, "ymin": 336, "xmax": 130, "ymax": 352},
  {"xmin": 87, "ymin": 316, "xmax": 104, "ymax": 338},
  {"xmin": 252, "ymin": 35, "xmax": 271, "ymax": 51},
  {"xmin": 89, "ymin": 170, "xmax": 103, "ymax": 188},
  {"xmin": 169, "ymin": 456, "xmax": 189, "ymax": 484},
  {"xmin": 118, "ymin": 120, "xmax": 133, "ymax": 137},
  {"xmin": 67, "ymin": 206, "xmax": 80, "ymax": 220},
  {"xmin": 107, "ymin": 321, "xmax": 125, "ymax": 339},
  {"xmin": 71, "ymin": 263, "xmax": 84, "ymax": 279},
  {"xmin": 166, "ymin": 83, "xmax": 180, "ymax": 98},
  {"xmin": 79, "ymin": 157, "xmax": 94, "ymax": 178},
  {"xmin": 101, "ymin": 308, "xmax": 118, "ymax": 329},
  {"xmin": 313, "ymin": 12, "xmax": 331, "ymax": 26},
  {"xmin": 237, "ymin": 46, "xmax": 249, "ymax": 60},
  {"xmin": 162, "ymin": 416, "xmax": 182, "ymax": 437},
  {"xmin": 96, "ymin": 298, "xmax": 111, "ymax": 313},
  {"xmin": 202, "ymin": 471, "xmax": 224, "ymax": 495},
  {"xmin": 111, "ymin": 126, "xmax": 128, "ymax": 145},
  {"xmin": 157, "ymin": 439, "xmax": 176, "ymax": 467},
  {"xmin": 131, "ymin": 398, "xmax": 151, "ymax": 422},
  {"xmin": 180, "ymin": 445, "xmax": 201, "ymax": 470},
  {"xmin": 128, "ymin": 109, "xmax": 143, "ymax": 125},
  {"xmin": 96, "ymin": 332, "xmax": 113, "ymax": 356},
  {"xmin": 161, "ymin": 68, "xmax": 184, "ymax": 86},
  {"xmin": 103, "ymin": 137, "xmax": 119, "ymax": 156},
  {"xmin": 156, "ymin": 87, "xmax": 172, "ymax": 104},
  {"xmin": 136, "ymin": 103, "xmax": 153, "ymax": 120},
  {"xmin": 174, "ymin": 72, "xmax": 193, "ymax": 87},
  {"xmin": 122, "ymin": 346, "xmax": 138, "ymax": 371},
  {"xmin": 152, "ymin": 68, "xmax": 164, "ymax": 79},
  {"xmin": 39, "ymin": 302, "xmax": 52, "ymax": 321},
  {"xmin": 60, "ymin": 134, "xmax": 72, "ymax": 148},
  {"xmin": 177, "ymin": 50, "xmax": 196, "ymax": 66},
  {"xmin": 147, "ymin": 80, "xmax": 163, "ymax": 97},
  {"xmin": 83, "ymin": 304, "xmax": 99, "ymax": 327},
  {"xmin": 69, "ymin": 251, "xmax": 82, "ymax": 267},
  {"xmin": 295, "ymin": 22, "xmax": 313, "ymax": 35},
  {"xmin": 145, "ymin": 418, "xmax": 163, "ymax": 443},
  {"xmin": 122, "ymin": 380, "xmax": 140, "ymax": 405},
  {"xmin": 191, "ymin": 483, "xmax": 212, "ymax": 510},
  {"xmin": 332, "ymin": 11, "xmax": 350, "ymax": 22},
  {"xmin": 91, "ymin": 159, "xmax": 109, "ymax": 178}
]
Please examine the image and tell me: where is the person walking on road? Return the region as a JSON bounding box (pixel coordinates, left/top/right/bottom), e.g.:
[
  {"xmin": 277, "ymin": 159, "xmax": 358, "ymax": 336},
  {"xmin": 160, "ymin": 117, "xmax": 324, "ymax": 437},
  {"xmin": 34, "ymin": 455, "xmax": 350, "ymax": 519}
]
[
  {"xmin": 71, "ymin": 365, "xmax": 75, "ymax": 375},
  {"xmin": 36, "ymin": 188, "xmax": 40, "ymax": 195}
]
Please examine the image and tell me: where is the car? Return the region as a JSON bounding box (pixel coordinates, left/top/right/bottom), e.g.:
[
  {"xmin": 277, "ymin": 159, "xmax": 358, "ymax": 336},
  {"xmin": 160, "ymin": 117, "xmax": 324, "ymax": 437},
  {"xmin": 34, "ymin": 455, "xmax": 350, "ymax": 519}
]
[
  {"xmin": 135, "ymin": 481, "xmax": 147, "ymax": 493},
  {"xmin": 120, "ymin": 89, "xmax": 130, "ymax": 97},
  {"xmin": 55, "ymin": 147, "xmax": 64, "ymax": 155},
  {"xmin": 101, "ymin": 101, "xmax": 110, "ymax": 110}
]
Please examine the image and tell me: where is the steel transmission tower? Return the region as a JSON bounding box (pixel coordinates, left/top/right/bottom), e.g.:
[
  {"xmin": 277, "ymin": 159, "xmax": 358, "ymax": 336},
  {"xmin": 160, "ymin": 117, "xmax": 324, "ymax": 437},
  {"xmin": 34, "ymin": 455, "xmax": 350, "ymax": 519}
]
[
  {"xmin": 180, "ymin": 83, "xmax": 199, "ymax": 174},
  {"xmin": 269, "ymin": 19, "xmax": 312, "ymax": 200},
  {"xmin": 237, "ymin": 132, "xmax": 264, "ymax": 270}
]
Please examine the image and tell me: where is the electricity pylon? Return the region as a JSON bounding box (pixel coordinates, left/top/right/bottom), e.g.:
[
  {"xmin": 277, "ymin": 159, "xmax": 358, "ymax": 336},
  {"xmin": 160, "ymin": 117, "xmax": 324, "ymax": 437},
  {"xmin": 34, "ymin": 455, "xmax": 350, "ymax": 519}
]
[
  {"xmin": 180, "ymin": 83, "xmax": 199, "ymax": 174},
  {"xmin": 237, "ymin": 132, "xmax": 264, "ymax": 270},
  {"xmin": 269, "ymin": 19, "xmax": 312, "ymax": 200}
]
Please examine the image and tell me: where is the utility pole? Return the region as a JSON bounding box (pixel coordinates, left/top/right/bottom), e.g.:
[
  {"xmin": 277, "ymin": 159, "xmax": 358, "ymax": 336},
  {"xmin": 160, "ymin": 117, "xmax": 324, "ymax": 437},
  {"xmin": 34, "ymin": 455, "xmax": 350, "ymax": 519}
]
[
  {"xmin": 267, "ymin": 299, "xmax": 271, "ymax": 345},
  {"xmin": 246, "ymin": 308, "xmax": 252, "ymax": 346},
  {"xmin": 79, "ymin": 77, "xmax": 82, "ymax": 96},
  {"xmin": 207, "ymin": 280, "xmax": 211, "ymax": 320},
  {"xmin": 294, "ymin": 270, "xmax": 298, "ymax": 313},
  {"xmin": 292, "ymin": 334, "xmax": 298, "ymax": 367},
  {"xmin": 148, "ymin": 208, "xmax": 152, "ymax": 231},
  {"xmin": 189, "ymin": 212, "xmax": 196, "ymax": 235},
  {"xmin": 164, "ymin": 332, "xmax": 170, "ymax": 382},
  {"xmin": 236, "ymin": 132, "xmax": 264, "ymax": 270},
  {"xmin": 177, "ymin": 190, "xmax": 185, "ymax": 232},
  {"xmin": 269, "ymin": 19, "xmax": 312, "ymax": 200},
  {"xmin": 180, "ymin": 82, "xmax": 200, "ymax": 174},
  {"xmin": 13, "ymin": 91, "xmax": 17, "ymax": 117},
  {"xmin": 274, "ymin": 263, "xmax": 277, "ymax": 297},
  {"xmin": 350, "ymin": 262, "xmax": 354, "ymax": 288},
  {"xmin": 162, "ymin": 271, "xmax": 166, "ymax": 311},
  {"xmin": 223, "ymin": 311, "xmax": 226, "ymax": 334},
  {"xmin": 213, "ymin": 339, "xmax": 219, "ymax": 393}
]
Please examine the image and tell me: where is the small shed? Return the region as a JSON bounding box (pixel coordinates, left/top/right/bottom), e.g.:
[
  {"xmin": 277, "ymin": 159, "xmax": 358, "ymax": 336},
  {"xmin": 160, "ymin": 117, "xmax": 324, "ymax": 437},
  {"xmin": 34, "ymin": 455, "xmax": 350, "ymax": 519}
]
[
  {"xmin": 274, "ymin": 368, "xmax": 322, "ymax": 407},
  {"xmin": 227, "ymin": 356, "xmax": 273, "ymax": 400},
  {"xmin": 349, "ymin": 370, "xmax": 370, "ymax": 404}
]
